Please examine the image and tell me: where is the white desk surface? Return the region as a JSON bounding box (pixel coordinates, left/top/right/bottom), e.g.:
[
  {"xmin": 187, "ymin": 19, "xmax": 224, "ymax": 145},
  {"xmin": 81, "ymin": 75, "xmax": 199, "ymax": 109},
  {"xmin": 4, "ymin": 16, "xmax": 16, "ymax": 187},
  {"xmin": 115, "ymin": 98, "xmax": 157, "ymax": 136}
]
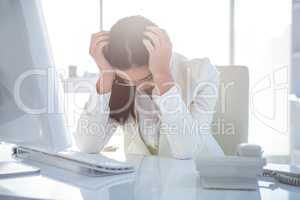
[{"xmin": 0, "ymin": 144, "xmax": 300, "ymax": 200}]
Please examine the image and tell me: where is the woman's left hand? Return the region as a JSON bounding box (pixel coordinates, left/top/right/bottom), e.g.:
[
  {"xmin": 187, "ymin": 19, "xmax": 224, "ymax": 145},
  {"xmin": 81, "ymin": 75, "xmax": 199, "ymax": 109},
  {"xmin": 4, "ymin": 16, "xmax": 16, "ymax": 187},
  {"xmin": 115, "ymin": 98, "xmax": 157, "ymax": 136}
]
[{"xmin": 143, "ymin": 26, "xmax": 174, "ymax": 95}]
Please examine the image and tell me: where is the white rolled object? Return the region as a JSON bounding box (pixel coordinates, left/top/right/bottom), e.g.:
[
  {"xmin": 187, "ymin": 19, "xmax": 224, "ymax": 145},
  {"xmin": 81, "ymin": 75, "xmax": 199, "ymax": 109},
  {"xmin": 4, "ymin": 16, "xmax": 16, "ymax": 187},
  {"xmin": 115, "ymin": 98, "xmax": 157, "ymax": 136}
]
[{"xmin": 0, "ymin": 0, "xmax": 71, "ymax": 151}]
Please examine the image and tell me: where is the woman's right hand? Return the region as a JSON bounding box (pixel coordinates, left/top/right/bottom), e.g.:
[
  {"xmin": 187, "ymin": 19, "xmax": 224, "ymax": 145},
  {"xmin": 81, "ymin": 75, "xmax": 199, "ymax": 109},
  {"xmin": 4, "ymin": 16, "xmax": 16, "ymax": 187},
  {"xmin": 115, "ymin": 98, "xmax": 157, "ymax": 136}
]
[
  {"xmin": 89, "ymin": 32, "xmax": 115, "ymax": 94},
  {"xmin": 89, "ymin": 31, "xmax": 112, "ymax": 71}
]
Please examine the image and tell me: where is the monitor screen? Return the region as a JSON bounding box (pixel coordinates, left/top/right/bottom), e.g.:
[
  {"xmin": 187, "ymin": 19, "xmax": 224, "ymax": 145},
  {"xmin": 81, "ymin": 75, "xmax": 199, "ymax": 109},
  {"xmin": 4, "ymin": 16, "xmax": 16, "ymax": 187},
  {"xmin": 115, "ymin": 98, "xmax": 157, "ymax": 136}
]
[{"xmin": 0, "ymin": 0, "xmax": 71, "ymax": 151}]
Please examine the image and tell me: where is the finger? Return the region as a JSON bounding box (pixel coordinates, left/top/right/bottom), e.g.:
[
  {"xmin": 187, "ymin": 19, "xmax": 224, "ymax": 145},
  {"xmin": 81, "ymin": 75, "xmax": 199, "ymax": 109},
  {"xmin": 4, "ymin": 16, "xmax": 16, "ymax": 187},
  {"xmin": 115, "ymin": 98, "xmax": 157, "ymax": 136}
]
[
  {"xmin": 146, "ymin": 26, "xmax": 164, "ymax": 37},
  {"xmin": 94, "ymin": 35, "xmax": 109, "ymax": 46},
  {"xmin": 90, "ymin": 42, "xmax": 107, "ymax": 57},
  {"xmin": 144, "ymin": 31, "xmax": 160, "ymax": 48},
  {"xmin": 147, "ymin": 26, "xmax": 171, "ymax": 45},
  {"xmin": 160, "ymin": 29, "xmax": 172, "ymax": 45},
  {"xmin": 91, "ymin": 41, "xmax": 109, "ymax": 55},
  {"xmin": 92, "ymin": 33, "xmax": 109, "ymax": 45},
  {"xmin": 153, "ymin": 27, "xmax": 171, "ymax": 45},
  {"xmin": 91, "ymin": 31, "xmax": 109, "ymax": 40},
  {"xmin": 90, "ymin": 32, "xmax": 109, "ymax": 54},
  {"xmin": 91, "ymin": 32, "xmax": 109, "ymax": 47},
  {"xmin": 97, "ymin": 40, "xmax": 109, "ymax": 49},
  {"xmin": 91, "ymin": 35, "xmax": 109, "ymax": 53},
  {"xmin": 143, "ymin": 39, "xmax": 154, "ymax": 53}
]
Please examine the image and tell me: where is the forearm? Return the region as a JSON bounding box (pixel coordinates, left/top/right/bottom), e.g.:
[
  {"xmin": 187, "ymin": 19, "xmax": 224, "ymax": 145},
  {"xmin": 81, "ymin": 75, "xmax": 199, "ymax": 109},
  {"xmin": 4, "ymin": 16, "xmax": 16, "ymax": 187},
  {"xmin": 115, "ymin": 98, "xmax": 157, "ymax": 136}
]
[
  {"xmin": 96, "ymin": 73, "xmax": 115, "ymax": 94},
  {"xmin": 153, "ymin": 86, "xmax": 195, "ymax": 158},
  {"xmin": 154, "ymin": 86, "xmax": 223, "ymax": 159},
  {"xmin": 153, "ymin": 73, "xmax": 174, "ymax": 96},
  {"xmin": 76, "ymin": 92, "xmax": 116, "ymax": 153},
  {"xmin": 160, "ymin": 116, "xmax": 198, "ymax": 159},
  {"xmin": 76, "ymin": 112, "xmax": 115, "ymax": 153}
]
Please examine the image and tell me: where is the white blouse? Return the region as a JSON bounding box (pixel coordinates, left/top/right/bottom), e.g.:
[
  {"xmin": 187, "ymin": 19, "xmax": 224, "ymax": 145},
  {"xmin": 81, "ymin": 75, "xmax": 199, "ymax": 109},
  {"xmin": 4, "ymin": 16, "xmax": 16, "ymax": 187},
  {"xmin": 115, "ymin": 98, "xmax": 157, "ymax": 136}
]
[{"xmin": 75, "ymin": 53, "xmax": 224, "ymax": 159}]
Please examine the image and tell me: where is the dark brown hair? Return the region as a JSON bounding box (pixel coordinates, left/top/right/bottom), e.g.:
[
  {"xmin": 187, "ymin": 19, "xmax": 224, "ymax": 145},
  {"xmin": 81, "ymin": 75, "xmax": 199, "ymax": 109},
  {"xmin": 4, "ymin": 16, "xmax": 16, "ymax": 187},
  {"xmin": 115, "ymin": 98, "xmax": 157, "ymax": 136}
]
[{"xmin": 103, "ymin": 16, "xmax": 157, "ymax": 124}]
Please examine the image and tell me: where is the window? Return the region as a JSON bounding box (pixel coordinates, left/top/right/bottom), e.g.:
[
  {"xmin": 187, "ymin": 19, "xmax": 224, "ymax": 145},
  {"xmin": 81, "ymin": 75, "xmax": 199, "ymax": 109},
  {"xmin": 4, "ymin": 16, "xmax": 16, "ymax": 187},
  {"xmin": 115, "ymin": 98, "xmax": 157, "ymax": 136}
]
[
  {"xmin": 235, "ymin": 0, "xmax": 291, "ymax": 156},
  {"xmin": 42, "ymin": 0, "xmax": 100, "ymax": 74},
  {"xmin": 104, "ymin": 0, "xmax": 230, "ymax": 64},
  {"xmin": 41, "ymin": 1, "xmax": 100, "ymax": 133}
]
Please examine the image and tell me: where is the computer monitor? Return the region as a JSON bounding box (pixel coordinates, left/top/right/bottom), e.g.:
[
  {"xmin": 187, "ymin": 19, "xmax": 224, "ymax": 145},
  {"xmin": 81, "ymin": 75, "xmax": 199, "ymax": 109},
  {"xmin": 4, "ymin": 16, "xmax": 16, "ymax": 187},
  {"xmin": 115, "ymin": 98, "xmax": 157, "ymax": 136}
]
[{"xmin": 0, "ymin": 0, "xmax": 71, "ymax": 151}]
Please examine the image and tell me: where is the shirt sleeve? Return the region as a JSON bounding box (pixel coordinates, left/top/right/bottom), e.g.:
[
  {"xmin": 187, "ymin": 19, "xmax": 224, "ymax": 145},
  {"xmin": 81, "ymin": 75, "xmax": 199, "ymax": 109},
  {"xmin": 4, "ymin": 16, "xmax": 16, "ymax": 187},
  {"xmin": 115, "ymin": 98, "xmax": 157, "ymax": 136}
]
[
  {"xmin": 153, "ymin": 61, "xmax": 224, "ymax": 159},
  {"xmin": 75, "ymin": 92, "xmax": 118, "ymax": 153}
]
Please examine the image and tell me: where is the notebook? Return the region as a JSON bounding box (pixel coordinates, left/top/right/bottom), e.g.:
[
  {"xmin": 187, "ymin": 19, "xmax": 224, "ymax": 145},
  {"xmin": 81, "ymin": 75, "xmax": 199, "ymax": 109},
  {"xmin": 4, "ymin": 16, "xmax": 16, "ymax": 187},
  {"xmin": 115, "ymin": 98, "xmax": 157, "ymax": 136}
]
[
  {"xmin": 0, "ymin": 161, "xmax": 40, "ymax": 178},
  {"xmin": 13, "ymin": 146, "xmax": 135, "ymax": 176}
]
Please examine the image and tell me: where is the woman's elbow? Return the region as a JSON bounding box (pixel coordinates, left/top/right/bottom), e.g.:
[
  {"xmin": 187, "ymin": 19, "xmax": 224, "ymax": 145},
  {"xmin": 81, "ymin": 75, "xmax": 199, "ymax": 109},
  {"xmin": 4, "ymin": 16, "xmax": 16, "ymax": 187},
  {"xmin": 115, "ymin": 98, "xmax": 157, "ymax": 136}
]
[
  {"xmin": 74, "ymin": 117, "xmax": 107, "ymax": 153},
  {"xmin": 170, "ymin": 144, "xmax": 195, "ymax": 160}
]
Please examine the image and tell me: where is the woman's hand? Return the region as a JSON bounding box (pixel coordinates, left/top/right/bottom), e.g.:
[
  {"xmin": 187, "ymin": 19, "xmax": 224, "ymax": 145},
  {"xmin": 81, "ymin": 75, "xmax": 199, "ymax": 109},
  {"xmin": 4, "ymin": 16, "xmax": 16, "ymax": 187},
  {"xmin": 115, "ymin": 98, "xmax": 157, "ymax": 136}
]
[
  {"xmin": 89, "ymin": 31, "xmax": 115, "ymax": 94},
  {"xmin": 143, "ymin": 26, "xmax": 174, "ymax": 95},
  {"xmin": 89, "ymin": 31, "xmax": 112, "ymax": 71}
]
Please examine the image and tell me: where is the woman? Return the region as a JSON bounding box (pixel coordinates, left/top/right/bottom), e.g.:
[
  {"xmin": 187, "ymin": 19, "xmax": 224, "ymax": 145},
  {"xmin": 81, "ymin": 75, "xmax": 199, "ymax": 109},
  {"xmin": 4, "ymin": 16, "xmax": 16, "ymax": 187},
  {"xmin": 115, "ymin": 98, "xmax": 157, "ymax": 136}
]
[{"xmin": 76, "ymin": 16, "xmax": 224, "ymax": 159}]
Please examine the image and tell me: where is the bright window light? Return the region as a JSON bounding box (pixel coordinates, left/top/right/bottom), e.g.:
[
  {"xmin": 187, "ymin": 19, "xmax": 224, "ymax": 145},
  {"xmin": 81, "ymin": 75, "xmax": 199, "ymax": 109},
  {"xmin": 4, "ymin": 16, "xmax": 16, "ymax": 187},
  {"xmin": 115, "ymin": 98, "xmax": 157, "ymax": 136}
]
[
  {"xmin": 41, "ymin": 0, "xmax": 100, "ymax": 75},
  {"xmin": 235, "ymin": 0, "xmax": 291, "ymax": 156},
  {"xmin": 104, "ymin": 0, "xmax": 230, "ymax": 64}
]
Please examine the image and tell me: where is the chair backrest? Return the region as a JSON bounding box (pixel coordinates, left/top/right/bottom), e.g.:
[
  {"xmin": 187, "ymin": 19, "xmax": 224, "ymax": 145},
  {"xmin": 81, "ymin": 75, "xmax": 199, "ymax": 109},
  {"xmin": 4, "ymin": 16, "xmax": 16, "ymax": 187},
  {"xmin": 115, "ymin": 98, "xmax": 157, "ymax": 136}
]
[{"xmin": 211, "ymin": 66, "xmax": 249, "ymax": 155}]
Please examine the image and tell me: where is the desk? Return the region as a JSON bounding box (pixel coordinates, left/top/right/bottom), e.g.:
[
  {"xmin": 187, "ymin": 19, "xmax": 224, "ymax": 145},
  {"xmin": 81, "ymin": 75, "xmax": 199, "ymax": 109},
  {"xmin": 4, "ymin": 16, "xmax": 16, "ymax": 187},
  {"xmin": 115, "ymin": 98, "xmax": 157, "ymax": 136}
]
[{"xmin": 0, "ymin": 144, "xmax": 300, "ymax": 200}]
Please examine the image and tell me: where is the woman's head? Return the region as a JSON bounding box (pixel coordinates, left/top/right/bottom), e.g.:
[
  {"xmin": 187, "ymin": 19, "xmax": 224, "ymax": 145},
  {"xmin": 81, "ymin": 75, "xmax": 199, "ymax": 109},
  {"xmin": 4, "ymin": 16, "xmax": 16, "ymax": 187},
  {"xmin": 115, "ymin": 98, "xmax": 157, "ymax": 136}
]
[
  {"xmin": 105, "ymin": 16, "xmax": 157, "ymax": 123},
  {"xmin": 104, "ymin": 16, "xmax": 157, "ymax": 86},
  {"xmin": 104, "ymin": 15, "xmax": 156, "ymax": 70}
]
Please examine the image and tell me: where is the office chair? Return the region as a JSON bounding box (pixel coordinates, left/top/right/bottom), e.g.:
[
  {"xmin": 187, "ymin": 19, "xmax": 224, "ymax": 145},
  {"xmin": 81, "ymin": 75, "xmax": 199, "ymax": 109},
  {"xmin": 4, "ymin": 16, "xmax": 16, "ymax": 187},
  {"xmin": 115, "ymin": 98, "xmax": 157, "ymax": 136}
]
[{"xmin": 211, "ymin": 66, "xmax": 249, "ymax": 155}]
